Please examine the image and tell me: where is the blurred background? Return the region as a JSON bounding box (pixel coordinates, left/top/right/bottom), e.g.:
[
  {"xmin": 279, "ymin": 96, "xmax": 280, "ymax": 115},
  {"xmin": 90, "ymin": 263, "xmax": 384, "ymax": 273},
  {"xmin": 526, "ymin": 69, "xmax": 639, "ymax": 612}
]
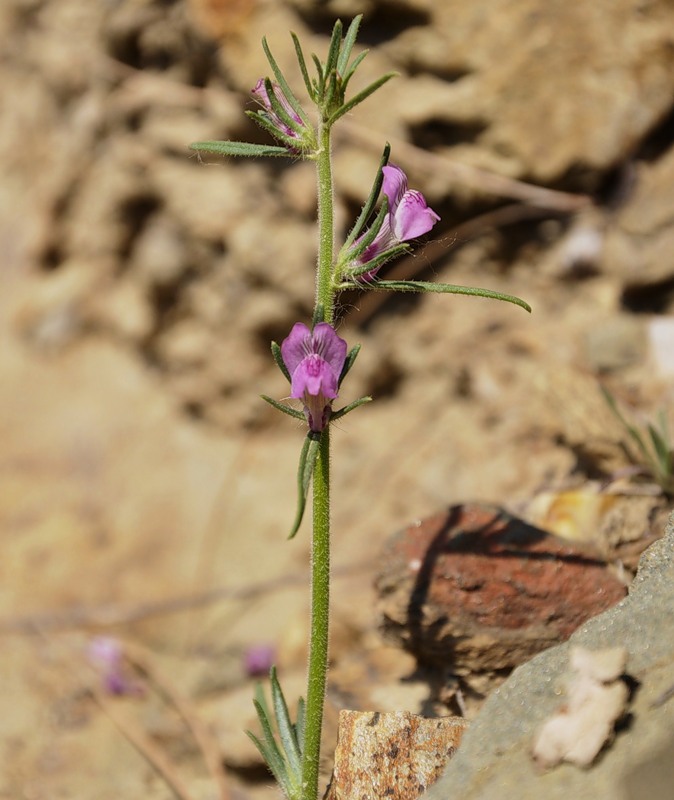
[{"xmin": 2, "ymin": 0, "xmax": 674, "ymax": 797}]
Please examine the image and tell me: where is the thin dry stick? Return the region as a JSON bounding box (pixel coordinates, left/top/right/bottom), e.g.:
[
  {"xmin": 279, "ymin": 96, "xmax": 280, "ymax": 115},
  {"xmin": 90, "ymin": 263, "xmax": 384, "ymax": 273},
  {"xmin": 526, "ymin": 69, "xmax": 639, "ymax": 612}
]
[
  {"xmin": 0, "ymin": 561, "xmax": 370, "ymax": 634},
  {"xmin": 124, "ymin": 642, "xmax": 232, "ymax": 800},
  {"xmin": 338, "ymin": 117, "xmax": 591, "ymax": 212},
  {"xmin": 89, "ymin": 682, "xmax": 197, "ymax": 800}
]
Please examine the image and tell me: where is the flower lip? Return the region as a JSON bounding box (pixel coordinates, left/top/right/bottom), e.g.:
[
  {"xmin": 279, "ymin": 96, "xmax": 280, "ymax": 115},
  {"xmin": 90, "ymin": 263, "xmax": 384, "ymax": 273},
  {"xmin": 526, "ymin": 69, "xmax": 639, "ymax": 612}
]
[
  {"xmin": 350, "ymin": 163, "xmax": 440, "ymax": 280},
  {"xmin": 281, "ymin": 322, "xmax": 348, "ymax": 431},
  {"xmin": 382, "ymin": 164, "xmax": 440, "ymax": 241}
]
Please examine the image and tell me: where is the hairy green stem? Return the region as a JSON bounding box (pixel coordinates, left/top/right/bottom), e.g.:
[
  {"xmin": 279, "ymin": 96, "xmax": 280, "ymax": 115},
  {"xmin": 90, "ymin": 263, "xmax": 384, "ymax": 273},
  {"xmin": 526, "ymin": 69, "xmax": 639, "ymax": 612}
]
[
  {"xmin": 315, "ymin": 121, "xmax": 335, "ymax": 323},
  {"xmin": 301, "ymin": 119, "xmax": 335, "ymax": 800},
  {"xmin": 301, "ymin": 429, "xmax": 331, "ymax": 800}
]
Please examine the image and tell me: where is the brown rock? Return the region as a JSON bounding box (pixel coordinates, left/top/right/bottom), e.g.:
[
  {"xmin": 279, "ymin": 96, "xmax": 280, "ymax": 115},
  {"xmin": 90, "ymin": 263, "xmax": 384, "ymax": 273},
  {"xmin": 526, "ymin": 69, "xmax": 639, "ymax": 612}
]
[
  {"xmin": 375, "ymin": 504, "xmax": 627, "ymax": 674},
  {"xmin": 324, "ymin": 710, "xmax": 467, "ymax": 800}
]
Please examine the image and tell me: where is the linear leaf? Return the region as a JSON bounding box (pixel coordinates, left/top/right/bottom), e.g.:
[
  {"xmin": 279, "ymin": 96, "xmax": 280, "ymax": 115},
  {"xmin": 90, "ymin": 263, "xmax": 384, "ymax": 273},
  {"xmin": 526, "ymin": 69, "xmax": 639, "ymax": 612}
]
[
  {"xmin": 311, "ymin": 53, "xmax": 325, "ymax": 94},
  {"xmin": 328, "ymin": 73, "xmax": 397, "ymax": 125},
  {"xmin": 291, "ymin": 32, "xmax": 315, "ymax": 101},
  {"xmin": 343, "ymin": 144, "xmax": 391, "ymax": 249},
  {"xmin": 190, "ymin": 140, "xmax": 292, "ymax": 158},
  {"xmin": 261, "ymin": 38, "xmax": 311, "ymax": 126},
  {"xmin": 341, "ymin": 50, "xmax": 369, "ymax": 93},
  {"xmin": 264, "ymin": 78, "xmax": 307, "ymax": 136},
  {"xmin": 339, "ymin": 243, "xmax": 410, "ymax": 283},
  {"xmin": 270, "ymin": 667, "xmax": 302, "ymax": 776},
  {"xmin": 342, "ymin": 198, "xmax": 389, "ymax": 265},
  {"xmin": 261, "ymin": 395, "xmax": 306, "ymax": 421},
  {"xmin": 271, "ymin": 341, "xmax": 291, "ymax": 382},
  {"xmin": 339, "ymin": 343, "xmax": 361, "ymax": 387},
  {"xmin": 289, "ymin": 432, "xmax": 321, "ymax": 539},
  {"xmin": 330, "ymin": 396, "xmax": 373, "ymax": 422},
  {"xmin": 245, "ymin": 112, "xmax": 304, "ymax": 150},
  {"xmin": 325, "ymin": 18, "xmax": 343, "ymax": 76},
  {"xmin": 248, "ymin": 699, "xmax": 287, "ymax": 783},
  {"xmin": 372, "ymin": 280, "xmax": 532, "ymax": 311},
  {"xmin": 294, "ymin": 696, "xmax": 306, "ymax": 753},
  {"xmin": 337, "ymin": 15, "xmax": 362, "ymax": 76}
]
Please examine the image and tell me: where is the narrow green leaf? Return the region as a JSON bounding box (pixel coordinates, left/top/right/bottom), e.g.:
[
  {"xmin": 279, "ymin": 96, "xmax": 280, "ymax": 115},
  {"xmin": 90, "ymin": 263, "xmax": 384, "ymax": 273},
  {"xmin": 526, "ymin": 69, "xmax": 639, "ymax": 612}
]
[
  {"xmin": 337, "ymin": 15, "xmax": 363, "ymax": 76},
  {"xmin": 647, "ymin": 422, "xmax": 670, "ymax": 466},
  {"xmin": 343, "ymin": 144, "xmax": 391, "ymax": 250},
  {"xmin": 294, "ymin": 696, "xmax": 306, "ymax": 753},
  {"xmin": 338, "ymin": 243, "xmax": 410, "ymax": 284},
  {"xmin": 600, "ymin": 385, "xmax": 653, "ymax": 466},
  {"xmin": 245, "ymin": 112, "xmax": 303, "ymax": 151},
  {"xmin": 312, "ymin": 303, "xmax": 326, "ymax": 326},
  {"xmin": 342, "ymin": 196, "xmax": 389, "ymax": 262},
  {"xmin": 325, "ymin": 18, "xmax": 344, "ymax": 76},
  {"xmin": 338, "ymin": 343, "xmax": 361, "ymax": 387},
  {"xmin": 289, "ymin": 432, "xmax": 321, "ymax": 539},
  {"xmin": 647, "ymin": 422, "xmax": 671, "ymax": 482},
  {"xmin": 263, "ymin": 79, "xmax": 305, "ymax": 136},
  {"xmin": 261, "ymin": 395, "xmax": 306, "ymax": 421},
  {"xmin": 270, "ymin": 667, "xmax": 302, "ymax": 776},
  {"xmin": 311, "ymin": 53, "xmax": 325, "ymax": 95},
  {"xmin": 323, "ymin": 71, "xmax": 337, "ymax": 116},
  {"xmin": 261, "ymin": 37, "xmax": 311, "ymax": 126},
  {"xmin": 190, "ymin": 140, "xmax": 293, "ymax": 158},
  {"xmin": 254, "ymin": 681, "xmax": 271, "ymax": 720},
  {"xmin": 249, "ymin": 699, "xmax": 287, "ymax": 783},
  {"xmin": 291, "ymin": 32, "xmax": 315, "ymax": 101},
  {"xmin": 246, "ymin": 731, "xmax": 286, "ymax": 785},
  {"xmin": 372, "ymin": 280, "xmax": 532, "ymax": 312},
  {"xmin": 271, "ymin": 341, "xmax": 291, "ymax": 382},
  {"xmin": 328, "ymin": 73, "xmax": 397, "ymax": 125},
  {"xmin": 340, "ymin": 49, "xmax": 369, "ymax": 95},
  {"xmin": 330, "ymin": 396, "xmax": 373, "ymax": 422}
]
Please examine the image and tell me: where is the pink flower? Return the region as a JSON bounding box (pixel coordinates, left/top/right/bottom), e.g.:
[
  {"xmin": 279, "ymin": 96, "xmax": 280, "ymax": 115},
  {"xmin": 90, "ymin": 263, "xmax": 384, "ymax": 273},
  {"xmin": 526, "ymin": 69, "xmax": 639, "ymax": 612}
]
[
  {"xmin": 244, "ymin": 644, "xmax": 276, "ymax": 677},
  {"xmin": 251, "ymin": 79, "xmax": 306, "ymax": 142},
  {"xmin": 356, "ymin": 164, "xmax": 440, "ymax": 277},
  {"xmin": 86, "ymin": 636, "xmax": 142, "ymax": 696},
  {"xmin": 281, "ymin": 322, "xmax": 348, "ymax": 432}
]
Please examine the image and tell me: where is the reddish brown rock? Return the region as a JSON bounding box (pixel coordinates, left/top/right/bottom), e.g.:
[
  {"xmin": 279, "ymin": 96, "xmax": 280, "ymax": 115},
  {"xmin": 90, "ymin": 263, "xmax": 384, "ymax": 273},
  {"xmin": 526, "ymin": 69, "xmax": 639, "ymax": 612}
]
[{"xmin": 375, "ymin": 504, "xmax": 627, "ymax": 675}]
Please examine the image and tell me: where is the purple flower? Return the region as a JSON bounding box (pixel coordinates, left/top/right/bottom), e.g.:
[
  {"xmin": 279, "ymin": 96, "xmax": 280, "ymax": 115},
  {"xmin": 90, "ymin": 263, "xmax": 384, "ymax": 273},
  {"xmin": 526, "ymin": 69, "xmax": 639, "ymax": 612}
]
[
  {"xmin": 252, "ymin": 79, "xmax": 305, "ymax": 142},
  {"xmin": 244, "ymin": 643, "xmax": 276, "ymax": 677},
  {"xmin": 281, "ymin": 322, "xmax": 348, "ymax": 432},
  {"xmin": 87, "ymin": 636, "xmax": 142, "ymax": 696},
  {"xmin": 355, "ymin": 164, "xmax": 440, "ymax": 277}
]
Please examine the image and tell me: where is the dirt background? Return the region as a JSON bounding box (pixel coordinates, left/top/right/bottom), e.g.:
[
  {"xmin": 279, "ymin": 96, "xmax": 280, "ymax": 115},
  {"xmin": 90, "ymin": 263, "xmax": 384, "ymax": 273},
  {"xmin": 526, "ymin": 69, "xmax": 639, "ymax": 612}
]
[{"xmin": 2, "ymin": 0, "xmax": 674, "ymax": 798}]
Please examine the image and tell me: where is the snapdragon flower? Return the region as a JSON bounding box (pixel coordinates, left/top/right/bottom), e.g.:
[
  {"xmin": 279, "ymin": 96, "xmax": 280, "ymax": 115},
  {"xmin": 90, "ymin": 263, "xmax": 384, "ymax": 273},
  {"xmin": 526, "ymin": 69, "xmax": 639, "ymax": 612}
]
[
  {"xmin": 281, "ymin": 322, "xmax": 347, "ymax": 432},
  {"xmin": 251, "ymin": 79, "xmax": 310, "ymax": 150},
  {"xmin": 350, "ymin": 164, "xmax": 440, "ymax": 280}
]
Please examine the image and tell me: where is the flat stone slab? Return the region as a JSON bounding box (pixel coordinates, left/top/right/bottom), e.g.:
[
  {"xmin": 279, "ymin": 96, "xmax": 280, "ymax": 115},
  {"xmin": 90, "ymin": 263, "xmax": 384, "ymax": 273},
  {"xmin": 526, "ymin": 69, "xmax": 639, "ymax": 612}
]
[{"xmin": 423, "ymin": 512, "xmax": 674, "ymax": 800}]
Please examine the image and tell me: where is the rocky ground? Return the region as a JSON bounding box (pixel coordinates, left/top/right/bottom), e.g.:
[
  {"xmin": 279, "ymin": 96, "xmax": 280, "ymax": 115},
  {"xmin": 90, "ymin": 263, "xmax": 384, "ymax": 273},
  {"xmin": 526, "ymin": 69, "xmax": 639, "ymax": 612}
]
[{"xmin": 1, "ymin": 0, "xmax": 674, "ymax": 798}]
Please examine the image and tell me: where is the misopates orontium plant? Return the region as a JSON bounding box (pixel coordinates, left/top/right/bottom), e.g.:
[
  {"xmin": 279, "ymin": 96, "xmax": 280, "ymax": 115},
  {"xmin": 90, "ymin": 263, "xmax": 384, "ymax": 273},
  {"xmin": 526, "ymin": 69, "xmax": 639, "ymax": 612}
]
[{"xmin": 191, "ymin": 16, "xmax": 530, "ymax": 800}]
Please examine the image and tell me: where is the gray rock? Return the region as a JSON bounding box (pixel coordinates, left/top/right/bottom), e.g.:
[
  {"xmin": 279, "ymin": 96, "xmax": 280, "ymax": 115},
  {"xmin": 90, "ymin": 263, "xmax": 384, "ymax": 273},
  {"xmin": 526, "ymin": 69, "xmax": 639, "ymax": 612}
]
[{"xmin": 423, "ymin": 512, "xmax": 674, "ymax": 800}]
